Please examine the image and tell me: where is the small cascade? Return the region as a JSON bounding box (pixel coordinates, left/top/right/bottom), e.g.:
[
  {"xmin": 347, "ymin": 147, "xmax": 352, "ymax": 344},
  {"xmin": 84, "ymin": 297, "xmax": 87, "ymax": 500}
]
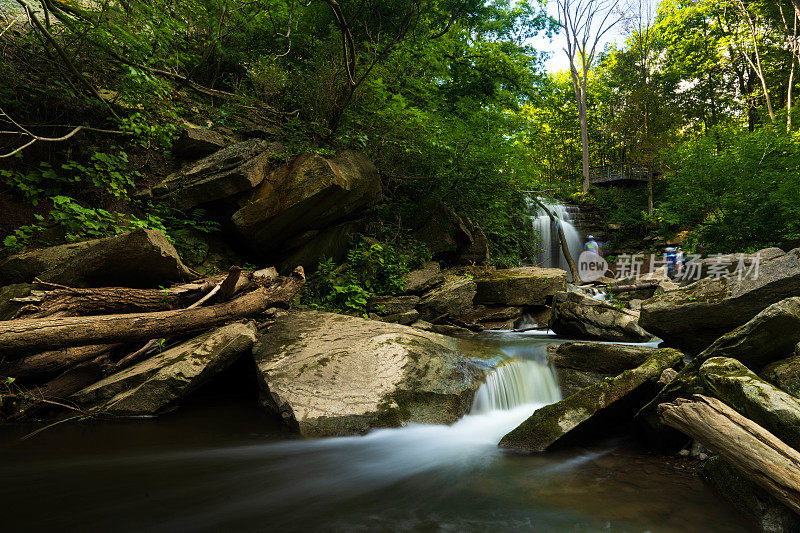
[
  {"xmin": 571, "ymin": 285, "xmax": 610, "ymax": 302},
  {"xmin": 470, "ymin": 359, "xmax": 561, "ymax": 414},
  {"xmin": 529, "ymin": 197, "xmax": 584, "ymax": 275}
]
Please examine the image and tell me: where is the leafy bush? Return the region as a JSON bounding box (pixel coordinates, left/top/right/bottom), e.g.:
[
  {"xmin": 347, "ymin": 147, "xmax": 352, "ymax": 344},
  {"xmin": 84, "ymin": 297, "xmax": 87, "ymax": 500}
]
[{"xmin": 302, "ymin": 236, "xmax": 430, "ymax": 315}]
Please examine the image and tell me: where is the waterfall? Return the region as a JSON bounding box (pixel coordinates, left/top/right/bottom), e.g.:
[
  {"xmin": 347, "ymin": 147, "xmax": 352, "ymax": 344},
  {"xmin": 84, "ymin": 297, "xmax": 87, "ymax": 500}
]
[
  {"xmin": 529, "ymin": 197, "xmax": 584, "ymax": 274},
  {"xmin": 470, "ymin": 359, "xmax": 561, "ymax": 414}
]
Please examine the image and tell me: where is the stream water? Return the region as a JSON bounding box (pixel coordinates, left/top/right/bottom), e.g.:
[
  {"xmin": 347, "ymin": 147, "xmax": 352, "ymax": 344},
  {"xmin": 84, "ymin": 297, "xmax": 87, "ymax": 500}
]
[{"xmin": 0, "ymin": 331, "xmax": 753, "ymax": 532}]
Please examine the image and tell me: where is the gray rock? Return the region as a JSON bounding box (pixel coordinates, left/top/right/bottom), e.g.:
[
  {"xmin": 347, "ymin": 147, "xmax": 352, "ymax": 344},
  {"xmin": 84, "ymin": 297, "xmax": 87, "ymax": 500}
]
[
  {"xmin": 152, "ymin": 139, "xmax": 279, "ymax": 210},
  {"xmin": 232, "ymin": 150, "xmax": 381, "ymax": 256},
  {"xmin": 458, "ymin": 305, "xmax": 523, "ymax": 330},
  {"xmin": 380, "ymin": 309, "xmax": 420, "ymax": 325},
  {"xmin": 703, "ymin": 456, "xmax": 800, "ymax": 533},
  {"xmin": 640, "ymin": 248, "xmax": 800, "ymax": 353},
  {"xmin": 402, "ymin": 262, "xmax": 444, "ymax": 294},
  {"xmin": 499, "ymin": 348, "xmax": 683, "ymax": 452},
  {"xmin": 457, "ymin": 216, "xmax": 490, "ymax": 265},
  {"xmin": 172, "ymin": 128, "xmax": 229, "ymax": 159},
  {"xmin": 72, "ymin": 323, "xmax": 257, "ymax": 415},
  {"xmin": 474, "ymin": 267, "xmax": 567, "ymax": 307},
  {"xmin": 412, "ymin": 203, "xmax": 489, "ymax": 265},
  {"xmin": 547, "ymin": 341, "xmax": 658, "ymax": 396},
  {"xmin": 761, "ymin": 355, "xmax": 800, "ymax": 398},
  {"xmin": 700, "ymin": 357, "xmax": 800, "ymax": 450},
  {"xmin": 0, "ymin": 229, "xmax": 192, "ymax": 287},
  {"xmin": 550, "ymin": 291, "xmax": 652, "ymax": 342},
  {"xmin": 278, "ymin": 219, "xmax": 363, "ymax": 272},
  {"xmin": 368, "ymin": 295, "xmax": 420, "ymax": 316},
  {"xmin": 251, "ymin": 311, "xmax": 487, "ymax": 436},
  {"xmin": 0, "ymin": 283, "xmax": 33, "ymax": 320},
  {"xmin": 417, "ymin": 275, "xmax": 477, "ymax": 321}
]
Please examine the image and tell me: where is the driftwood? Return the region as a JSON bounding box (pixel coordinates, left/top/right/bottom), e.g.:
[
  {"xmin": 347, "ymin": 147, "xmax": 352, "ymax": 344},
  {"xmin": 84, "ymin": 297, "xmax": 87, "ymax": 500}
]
[
  {"xmin": 0, "ymin": 344, "xmax": 119, "ymax": 382},
  {"xmin": 530, "ymin": 197, "xmax": 582, "ymax": 282},
  {"xmin": 12, "ymin": 277, "xmax": 229, "ymax": 319},
  {"xmin": 0, "ymin": 267, "xmax": 305, "ymax": 355},
  {"xmin": 606, "ymin": 281, "xmax": 660, "ymax": 293},
  {"xmin": 658, "ymin": 394, "xmax": 800, "ymax": 515}
]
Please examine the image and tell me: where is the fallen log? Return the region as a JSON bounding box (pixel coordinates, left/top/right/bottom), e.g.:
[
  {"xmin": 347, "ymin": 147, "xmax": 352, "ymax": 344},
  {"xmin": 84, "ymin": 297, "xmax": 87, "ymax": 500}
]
[
  {"xmin": 606, "ymin": 281, "xmax": 660, "ymax": 293},
  {"xmin": 12, "ymin": 277, "xmax": 230, "ymax": 319},
  {"xmin": 0, "ymin": 344, "xmax": 119, "ymax": 382},
  {"xmin": 0, "ymin": 267, "xmax": 304, "ymax": 355},
  {"xmin": 658, "ymin": 394, "xmax": 800, "ymax": 515}
]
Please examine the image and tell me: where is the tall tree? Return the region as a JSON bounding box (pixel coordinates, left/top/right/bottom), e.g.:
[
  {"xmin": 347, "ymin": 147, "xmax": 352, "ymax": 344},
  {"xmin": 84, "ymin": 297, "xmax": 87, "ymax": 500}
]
[{"xmin": 557, "ymin": 0, "xmax": 622, "ymax": 193}]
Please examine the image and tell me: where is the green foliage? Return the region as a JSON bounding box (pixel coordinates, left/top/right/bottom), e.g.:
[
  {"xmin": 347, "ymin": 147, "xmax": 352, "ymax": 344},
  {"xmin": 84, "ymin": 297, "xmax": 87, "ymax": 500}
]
[
  {"xmin": 659, "ymin": 125, "xmax": 800, "ymax": 252},
  {"xmin": 302, "ymin": 237, "xmax": 430, "ymax": 315},
  {"xmin": 1, "ymin": 149, "xmax": 140, "ymax": 204}
]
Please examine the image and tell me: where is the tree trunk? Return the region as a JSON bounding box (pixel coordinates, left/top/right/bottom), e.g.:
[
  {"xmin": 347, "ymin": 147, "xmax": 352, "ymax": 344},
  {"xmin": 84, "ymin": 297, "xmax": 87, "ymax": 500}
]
[
  {"xmin": 579, "ymin": 79, "xmax": 591, "ymax": 193},
  {"xmin": 0, "ymin": 344, "xmax": 119, "ymax": 382},
  {"xmin": 647, "ymin": 170, "xmax": 654, "ymax": 216},
  {"xmin": 0, "ymin": 268, "xmax": 305, "ymax": 355},
  {"xmin": 658, "ymin": 395, "xmax": 800, "ymax": 515}
]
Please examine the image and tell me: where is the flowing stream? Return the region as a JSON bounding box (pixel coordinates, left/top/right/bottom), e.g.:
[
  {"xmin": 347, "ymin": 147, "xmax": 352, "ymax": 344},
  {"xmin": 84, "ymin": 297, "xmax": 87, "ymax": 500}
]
[{"xmin": 0, "ymin": 332, "xmax": 753, "ymax": 532}]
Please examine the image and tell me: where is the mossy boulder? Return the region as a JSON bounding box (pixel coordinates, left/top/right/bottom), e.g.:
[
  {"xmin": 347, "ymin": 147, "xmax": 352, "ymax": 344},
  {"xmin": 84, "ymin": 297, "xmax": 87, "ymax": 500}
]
[
  {"xmin": 0, "ymin": 228, "xmax": 192, "ymax": 287},
  {"xmin": 72, "ymin": 323, "xmax": 257, "ymax": 415},
  {"xmin": 761, "ymin": 354, "xmax": 800, "ymax": 398},
  {"xmin": 550, "ymin": 291, "xmax": 652, "ymax": 342},
  {"xmin": 498, "ymin": 348, "xmax": 682, "ymax": 453},
  {"xmin": 417, "ymin": 275, "xmax": 477, "ymax": 321},
  {"xmin": 473, "ymin": 267, "xmax": 567, "ymax": 307},
  {"xmin": 368, "ymin": 295, "xmax": 420, "ymax": 316},
  {"xmin": 251, "ymin": 311, "xmax": 487, "ymax": 437},
  {"xmin": 700, "ymin": 357, "xmax": 800, "ymax": 451},
  {"xmin": 547, "ymin": 342, "xmax": 659, "ymax": 396},
  {"xmin": 637, "ymin": 297, "xmax": 800, "ymax": 434},
  {"xmin": 640, "ymin": 248, "xmax": 800, "ymax": 353},
  {"xmin": 402, "ymin": 262, "xmax": 444, "ymax": 294}
]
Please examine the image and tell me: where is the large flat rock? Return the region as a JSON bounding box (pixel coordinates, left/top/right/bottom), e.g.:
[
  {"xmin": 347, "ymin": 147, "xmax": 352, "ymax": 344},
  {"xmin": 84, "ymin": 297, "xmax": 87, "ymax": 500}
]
[
  {"xmin": 417, "ymin": 275, "xmax": 477, "ymax": 321},
  {"xmin": 640, "ymin": 248, "xmax": 800, "ymax": 353},
  {"xmin": 72, "ymin": 323, "xmax": 257, "ymax": 415},
  {"xmin": 474, "ymin": 267, "xmax": 567, "ymax": 307},
  {"xmin": 0, "ymin": 229, "xmax": 192, "ymax": 287},
  {"xmin": 499, "ymin": 348, "xmax": 682, "ymax": 453},
  {"xmin": 252, "ymin": 311, "xmax": 486, "ymax": 437}
]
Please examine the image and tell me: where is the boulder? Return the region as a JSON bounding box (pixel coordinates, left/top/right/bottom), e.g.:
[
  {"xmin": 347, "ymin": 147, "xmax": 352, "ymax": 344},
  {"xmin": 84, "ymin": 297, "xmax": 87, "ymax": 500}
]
[
  {"xmin": 232, "ymin": 150, "xmax": 381, "ymax": 256},
  {"xmin": 417, "ymin": 275, "xmax": 477, "ymax": 321},
  {"xmin": 640, "ymin": 248, "xmax": 800, "ymax": 353},
  {"xmin": 380, "ymin": 309, "xmax": 420, "ymax": 325},
  {"xmin": 688, "ymin": 248, "xmax": 786, "ymax": 280},
  {"xmin": 637, "ymin": 297, "xmax": 800, "ymax": 434},
  {"xmin": 402, "ymin": 262, "xmax": 444, "ymax": 294},
  {"xmin": 171, "ymin": 128, "xmax": 229, "ymax": 159},
  {"xmin": 150, "ymin": 139, "xmax": 279, "ymax": 210},
  {"xmin": 277, "ymin": 219, "xmax": 363, "ymax": 271},
  {"xmin": 550, "ymin": 291, "xmax": 652, "ymax": 342},
  {"xmin": 0, "ymin": 283, "xmax": 33, "ymax": 320},
  {"xmin": 367, "ymin": 295, "xmax": 420, "ymax": 316},
  {"xmin": 700, "ymin": 357, "xmax": 800, "ymax": 451},
  {"xmin": 547, "ymin": 341, "xmax": 659, "ymax": 396},
  {"xmin": 251, "ymin": 311, "xmax": 487, "ymax": 436},
  {"xmin": 704, "ymin": 456, "xmax": 800, "ymax": 533},
  {"xmin": 474, "ymin": 267, "xmax": 567, "ymax": 307},
  {"xmin": 412, "ymin": 203, "xmax": 489, "ymax": 265},
  {"xmin": 71, "ymin": 323, "xmax": 257, "ymax": 415},
  {"xmin": 499, "ymin": 348, "xmax": 683, "ymax": 452},
  {"xmin": 0, "ymin": 229, "xmax": 192, "ymax": 287},
  {"xmin": 457, "ymin": 306, "xmax": 523, "ymax": 330},
  {"xmin": 761, "ymin": 355, "xmax": 800, "ymax": 398}
]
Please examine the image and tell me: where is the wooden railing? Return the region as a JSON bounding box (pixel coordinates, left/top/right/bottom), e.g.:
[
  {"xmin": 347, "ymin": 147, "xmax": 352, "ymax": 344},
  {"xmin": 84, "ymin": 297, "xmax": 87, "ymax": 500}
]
[{"xmin": 589, "ymin": 163, "xmax": 651, "ymax": 184}]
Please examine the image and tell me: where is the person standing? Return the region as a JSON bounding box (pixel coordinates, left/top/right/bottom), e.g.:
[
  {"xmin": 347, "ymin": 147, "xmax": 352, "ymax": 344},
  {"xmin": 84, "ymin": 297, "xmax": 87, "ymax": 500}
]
[{"xmin": 585, "ymin": 235, "xmax": 600, "ymax": 255}]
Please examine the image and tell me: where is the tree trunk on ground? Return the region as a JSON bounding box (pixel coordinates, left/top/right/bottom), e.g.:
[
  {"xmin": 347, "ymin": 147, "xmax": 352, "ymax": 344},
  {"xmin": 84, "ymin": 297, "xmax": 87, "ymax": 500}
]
[
  {"xmin": 532, "ymin": 197, "xmax": 582, "ymax": 283},
  {"xmin": 658, "ymin": 395, "xmax": 800, "ymax": 515},
  {"xmin": 0, "ymin": 344, "xmax": 119, "ymax": 382},
  {"xmin": 14, "ymin": 278, "xmax": 228, "ymax": 319},
  {"xmin": 0, "ymin": 268, "xmax": 305, "ymax": 355}
]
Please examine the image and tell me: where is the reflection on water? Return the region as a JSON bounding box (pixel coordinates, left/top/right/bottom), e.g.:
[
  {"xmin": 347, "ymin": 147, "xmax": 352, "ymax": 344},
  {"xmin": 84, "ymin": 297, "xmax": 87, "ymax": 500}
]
[{"xmin": 0, "ymin": 332, "xmax": 752, "ymax": 532}]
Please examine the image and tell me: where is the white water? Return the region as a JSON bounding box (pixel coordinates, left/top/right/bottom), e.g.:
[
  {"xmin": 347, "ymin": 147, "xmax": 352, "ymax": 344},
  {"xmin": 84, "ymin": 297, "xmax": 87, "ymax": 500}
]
[
  {"xmin": 471, "ymin": 359, "xmax": 561, "ymax": 413},
  {"xmin": 529, "ymin": 197, "xmax": 583, "ymax": 274}
]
